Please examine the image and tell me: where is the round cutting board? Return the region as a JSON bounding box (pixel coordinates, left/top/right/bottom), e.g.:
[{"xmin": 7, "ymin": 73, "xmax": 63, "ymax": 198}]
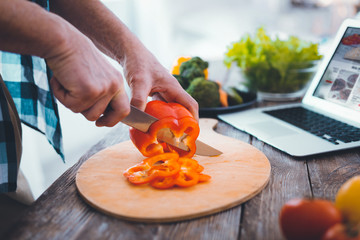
[{"xmin": 76, "ymin": 118, "xmax": 271, "ymax": 223}]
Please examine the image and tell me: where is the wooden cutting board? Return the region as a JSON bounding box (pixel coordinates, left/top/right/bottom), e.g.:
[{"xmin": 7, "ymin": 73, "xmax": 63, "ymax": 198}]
[{"xmin": 76, "ymin": 118, "xmax": 271, "ymax": 223}]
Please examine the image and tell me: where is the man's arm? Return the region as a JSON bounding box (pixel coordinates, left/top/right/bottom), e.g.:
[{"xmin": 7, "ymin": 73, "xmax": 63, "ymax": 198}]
[
  {"xmin": 50, "ymin": 0, "xmax": 199, "ymax": 119},
  {"xmin": 0, "ymin": 0, "xmax": 130, "ymax": 126},
  {"xmin": 0, "ymin": 0, "xmax": 72, "ymax": 59},
  {"xmin": 49, "ymin": 0, "xmax": 130, "ymax": 63}
]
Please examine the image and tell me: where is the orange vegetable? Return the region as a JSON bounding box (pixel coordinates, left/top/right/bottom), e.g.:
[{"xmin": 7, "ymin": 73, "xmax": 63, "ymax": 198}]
[
  {"xmin": 124, "ymin": 153, "xmax": 180, "ymax": 185},
  {"xmin": 129, "ymin": 100, "xmax": 200, "ymax": 158},
  {"xmin": 171, "ymin": 56, "xmax": 191, "ymax": 75},
  {"xmin": 335, "ymin": 176, "xmax": 360, "ymax": 224},
  {"xmin": 198, "ymin": 173, "xmax": 211, "ymax": 182},
  {"xmin": 216, "ymin": 81, "xmax": 228, "ymax": 107},
  {"xmin": 150, "ymin": 176, "xmax": 177, "ymax": 189},
  {"xmin": 123, "ymin": 153, "xmax": 211, "ymax": 189},
  {"xmin": 174, "ymin": 169, "xmax": 199, "ymax": 188}
]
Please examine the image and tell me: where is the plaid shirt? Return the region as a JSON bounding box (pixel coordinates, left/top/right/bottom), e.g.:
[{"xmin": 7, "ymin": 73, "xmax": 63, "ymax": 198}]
[
  {"xmin": 0, "ymin": 80, "xmax": 18, "ymax": 193},
  {"xmin": 0, "ymin": 0, "xmax": 64, "ymax": 193}
]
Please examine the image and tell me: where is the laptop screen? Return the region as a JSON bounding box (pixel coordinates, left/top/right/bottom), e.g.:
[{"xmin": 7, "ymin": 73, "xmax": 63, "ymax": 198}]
[{"xmin": 313, "ymin": 27, "xmax": 360, "ymax": 112}]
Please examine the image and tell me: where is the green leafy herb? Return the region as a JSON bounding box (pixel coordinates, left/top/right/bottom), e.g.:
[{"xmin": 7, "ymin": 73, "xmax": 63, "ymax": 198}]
[{"xmin": 224, "ymin": 27, "xmax": 322, "ymax": 93}]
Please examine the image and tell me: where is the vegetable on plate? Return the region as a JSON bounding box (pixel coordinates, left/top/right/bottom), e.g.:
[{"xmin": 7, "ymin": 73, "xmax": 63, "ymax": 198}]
[
  {"xmin": 224, "ymin": 27, "xmax": 322, "ymax": 93},
  {"xmin": 172, "ymin": 56, "xmax": 243, "ymax": 108},
  {"xmin": 186, "ymin": 77, "xmax": 221, "ymax": 108}
]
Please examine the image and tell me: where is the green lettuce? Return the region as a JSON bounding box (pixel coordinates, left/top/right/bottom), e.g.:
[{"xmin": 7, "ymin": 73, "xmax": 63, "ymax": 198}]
[{"xmin": 224, "ymin": 27, "xmax": 322, "ymax": 93}]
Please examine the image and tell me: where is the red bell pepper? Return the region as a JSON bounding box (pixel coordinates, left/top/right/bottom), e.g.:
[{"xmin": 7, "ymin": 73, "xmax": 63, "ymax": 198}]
[
  {"xmin": 150, "ymin": 176, "xmax": 177, "ymax": 189},
  {"xmin": 123, "ymin": 153, "xmax": 180, "ymax": 185},
  {"xmin": 123, "ymin": 152, "xmax": 211, "ymax": 189},
  {"xmin": 129, "ymin": 100, "xmax": 200, "ymax": 158},
  {"xmin": 174, "ymin": 169, "xmax": 199, "ymax": 188}
]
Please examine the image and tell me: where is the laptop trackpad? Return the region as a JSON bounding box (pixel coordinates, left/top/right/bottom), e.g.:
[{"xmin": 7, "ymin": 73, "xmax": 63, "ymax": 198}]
[{"xmin": 248, "ymin": 121, "xmax": 298, "ymax": 139}]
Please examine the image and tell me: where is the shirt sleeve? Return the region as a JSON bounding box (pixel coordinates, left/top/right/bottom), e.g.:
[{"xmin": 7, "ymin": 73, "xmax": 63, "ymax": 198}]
[{"xmin": 0, "ymin": 78, "xmax": 20, "ymax": 193}]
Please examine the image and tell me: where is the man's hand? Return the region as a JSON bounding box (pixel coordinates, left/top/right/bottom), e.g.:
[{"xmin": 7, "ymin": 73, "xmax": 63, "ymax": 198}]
[
  {"xmin": 46, "ymin": 30, "xmax": 130, "ymax": 127},
  {"xmin": 121, "ymin": 41, "xmax": 199, "ymax": 120}
]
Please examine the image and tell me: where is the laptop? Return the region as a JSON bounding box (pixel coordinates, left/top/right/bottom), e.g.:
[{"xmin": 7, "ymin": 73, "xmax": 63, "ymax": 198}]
[{"xmin": 218, "ymin": 18, "xmax": 360, "ymax": 157}]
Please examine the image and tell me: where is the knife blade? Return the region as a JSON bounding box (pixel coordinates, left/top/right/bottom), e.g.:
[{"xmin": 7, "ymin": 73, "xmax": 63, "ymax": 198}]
[{"xmin": 121, "ymin": 105, "xmax": 222, "ymax": 156}]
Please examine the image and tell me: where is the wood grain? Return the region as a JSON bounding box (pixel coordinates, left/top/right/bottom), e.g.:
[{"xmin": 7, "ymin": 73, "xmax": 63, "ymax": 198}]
[
  {"xmin": 75, "ymin": 118, "xmax": 271, "ymax": 222},
  {"xmin": 239, "ymin": 138, "xmax": 312, "ymax": 240}
]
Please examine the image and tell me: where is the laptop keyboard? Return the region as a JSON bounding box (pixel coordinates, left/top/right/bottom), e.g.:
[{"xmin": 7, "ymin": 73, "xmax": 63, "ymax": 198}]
[{"xmin": 264, "ymin": 107, "xmax": 360, "ymax": 145}]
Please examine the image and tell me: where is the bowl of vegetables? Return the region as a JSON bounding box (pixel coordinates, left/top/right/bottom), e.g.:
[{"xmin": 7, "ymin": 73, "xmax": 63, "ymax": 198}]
[
  {"xmin": 224, "ymin": 27, "xmax": 323, "ymax": 101},
  {"xmin": 172, "ymin": 56, "xmax": 257, "ymax": 117}
]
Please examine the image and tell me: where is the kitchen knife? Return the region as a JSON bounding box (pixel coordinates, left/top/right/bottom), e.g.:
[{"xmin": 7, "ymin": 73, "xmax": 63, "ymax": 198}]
[{"xmin": 121, "ymin": 105, "xmax": 222, "ymax": 156}]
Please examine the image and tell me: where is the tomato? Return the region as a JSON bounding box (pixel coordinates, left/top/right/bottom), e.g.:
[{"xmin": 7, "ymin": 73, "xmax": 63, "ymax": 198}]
[
  {"xmin": 322, "ymin": 223, "xmax": 360, "ymax": 240},
  {"xmin": 279, "ymin": 198, "xmax": 343, "ymax": 240},
  {"xmin": 335, "ymin": 176, "xmax": 360, "ymax": 225}
]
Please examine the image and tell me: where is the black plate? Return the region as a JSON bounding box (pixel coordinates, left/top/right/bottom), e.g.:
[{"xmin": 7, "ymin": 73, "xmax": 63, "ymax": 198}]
[{"xmin": 199, "ymin": 91, "xmax": 257, "ymax": 118}]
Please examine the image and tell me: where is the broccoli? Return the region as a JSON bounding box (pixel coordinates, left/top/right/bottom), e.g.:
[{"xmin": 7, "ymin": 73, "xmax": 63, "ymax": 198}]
[
  {"xmin": 173, "ymin": 74, "xmax": 189, "ymax": 89},
  {"xmin": 179, "ymin": 57, "xmax": 209, "ymax": 82},
  {"xmin": 186, "ymin": 77, "xmax": 220, "ymax": 108}
]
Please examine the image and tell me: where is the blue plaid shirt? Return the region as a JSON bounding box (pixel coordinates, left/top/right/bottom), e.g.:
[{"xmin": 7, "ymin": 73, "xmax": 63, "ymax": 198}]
[
  {"xmin": 0, "ymin": 80, "xmax": 19, "ymax": 193},
  {"xmin": 0, "ymin": 0, "xmax": 64, "ymax": 193}
]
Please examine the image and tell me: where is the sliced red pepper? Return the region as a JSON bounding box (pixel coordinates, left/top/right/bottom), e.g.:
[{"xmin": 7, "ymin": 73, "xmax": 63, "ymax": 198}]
[
  {"xmin": 124, "ymin": 152, "xmax": 210, "ymax": 189},
  {"xmin": 150, "ymin": 175, "xmax": 177, "ymax": 189},
  {"xmin": 174, "ymin": 169, "xmax": 199, "ymax": 187},
  {"xmin": 146, "ymin": 153, "xmax": 180, "ymax": 178},
  {"xmin": 129, "ymin": 100, "xmax": 200, "ymax": 158},
  {"xmin": 198, "ymin": 173, "xmax": 211, "ymax": 182},
  {"xmin": 123, "ymin": 163, "xmax": 155, "ymax": 185},
  {"xmin": 178, "ymin": 157, "xmax": 204, "ymax": 173},
  {"xmin": 123, "ymin": 153, "xmax": 179, "ymax": 185},
  {"xmin": 174, "ymin": 157, "xmax": 210, "ymax": 187}
]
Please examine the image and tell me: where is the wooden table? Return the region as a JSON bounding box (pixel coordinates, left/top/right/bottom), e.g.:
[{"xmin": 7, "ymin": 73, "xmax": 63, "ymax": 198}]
[{"xmin": 3, "ymin": 101, "xmax": 360, "ymax": 240}]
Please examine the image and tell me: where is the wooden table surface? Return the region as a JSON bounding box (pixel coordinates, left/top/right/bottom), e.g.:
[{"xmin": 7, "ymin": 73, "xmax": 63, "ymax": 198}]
[{"xmin": 3, "ymin": 100, "xmax": 360, "ymax": 240}]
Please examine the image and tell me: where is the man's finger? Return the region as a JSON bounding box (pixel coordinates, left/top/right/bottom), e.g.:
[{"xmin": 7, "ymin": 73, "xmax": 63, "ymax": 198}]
[
  {"xmin": 95, "ymin": 91, "xmax": 130, "ymax": 127},
  {"xmin": 129, "ymin": 81, "xmax": 151, "ymax": 111},
  {"xmin": 50, "ymin": 76, "xmax": 96, "ymax": 113},
  {"xmin": 81, "ymin": 95, "xmax": 113, "ymax": 121}
]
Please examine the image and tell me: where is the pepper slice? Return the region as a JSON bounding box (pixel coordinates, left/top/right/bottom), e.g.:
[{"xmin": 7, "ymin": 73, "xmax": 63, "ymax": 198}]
[
  {"xmin": 174, "ymin": 169, "xmax": 199, "ymax": 188},
  {"xmin": 129, "ymin": 100, "xmax": 200, "ymax": 158},
  {"xmin": 178, "ymin": 157, "xmax": 204, "ymax": 173},
  {"xmin": 173, "ymin": 157, "xmax": 202, "ymax": 188},
  {"xmin": 123, "ymin": 163, "xmax": 155, "ymax": 185},
  {"xmin": 147, "ymin": 154, "xmax": 180, "ymax": 178},
  {"xmin": 123, "ymin": 153, "xmax": 180, "ymax": 185},
  {"xmin": 198, "ymin": 173, "xmax": 211, "ymax": 182},
  {"xmin": 150, "ymin": 176, "xmax": 177, "ymax": 189}
]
